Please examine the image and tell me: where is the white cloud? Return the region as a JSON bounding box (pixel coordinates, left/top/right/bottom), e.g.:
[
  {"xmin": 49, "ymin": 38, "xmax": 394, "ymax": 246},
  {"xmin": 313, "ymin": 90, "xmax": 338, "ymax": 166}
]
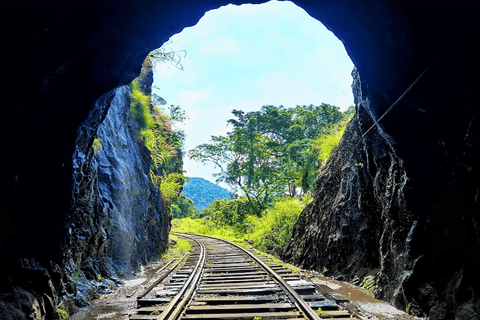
[
  {"xmin": 198, "ymin": 36, "xmax": 246, "ymax": 55},
  {"xmin": 175, "ymin": 87, "xmax": 213, "ymax": 109}
]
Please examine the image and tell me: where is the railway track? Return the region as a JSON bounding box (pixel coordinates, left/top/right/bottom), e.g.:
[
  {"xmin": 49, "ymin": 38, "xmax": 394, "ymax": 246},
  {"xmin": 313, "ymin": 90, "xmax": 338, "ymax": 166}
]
[{"xmin": 130, "ymin": 233, "xmax": 358, "ymax": 320}]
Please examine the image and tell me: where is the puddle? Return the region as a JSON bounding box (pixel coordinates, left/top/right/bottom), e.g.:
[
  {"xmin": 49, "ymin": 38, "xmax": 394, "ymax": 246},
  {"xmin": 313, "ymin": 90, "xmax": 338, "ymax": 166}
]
[
  {"xmin": 308, "ymin": 273, "xmax": 424, "ymax": 320},
  {"xmin": 71, "ymin": 261, "xmax": 169, "ymax": 320}
]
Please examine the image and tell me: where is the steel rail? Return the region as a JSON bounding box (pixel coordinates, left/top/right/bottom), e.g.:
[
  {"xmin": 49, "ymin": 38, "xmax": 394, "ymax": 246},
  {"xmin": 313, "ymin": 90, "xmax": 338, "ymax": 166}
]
[
  {"xmin": 156, "ymin": 234, "xmax": 206, "ymax": 320},
  {"xmin": 173, "ymin": 232, "xmax": 321, "ymax": 320},
  {"xmin": 137, "ymin": 255, "xmax": 186, "ymax": 300}
]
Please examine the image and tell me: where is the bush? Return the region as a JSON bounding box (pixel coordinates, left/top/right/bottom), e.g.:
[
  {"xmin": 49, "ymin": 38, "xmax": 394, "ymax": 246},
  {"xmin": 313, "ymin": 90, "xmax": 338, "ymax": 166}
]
[
  {"xmin": 92, "ymin": 138, "xmax": 102, "ymax": 154},
  {"xmin": 171, "ymin": 193, "xmax": 199, "ymax": 219},
  {"xmin": 201, "ymin": 197, "xmax": 254, "ymax": 228},
  {"xmin": 160, "ymin": 173, "xmax": 185, "ymax": 211},
  {"xmin": 246, "ymin": 197, "xmax": 308, "ymax": 253},
  {"xmin": 171, "ymin": 217, "xmax": 246, "ymax": 242}
]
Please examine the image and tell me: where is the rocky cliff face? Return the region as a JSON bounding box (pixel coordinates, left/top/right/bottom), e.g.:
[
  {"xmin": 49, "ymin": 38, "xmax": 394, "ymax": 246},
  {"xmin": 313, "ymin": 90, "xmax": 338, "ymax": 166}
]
[
  {"xmin": 281, "ymin": 5, "xmax": 480, "ymax": 316},
  {"xmin": 282, "ymin": 67, "xmax": 415, "ymax": 310},
  {"xmin": 1, "ymin": 1, "xmax": 480, "ymax": 319},
  {"xmin": 65, "ymin": 82, "xmax": 171, "ymax": 307}
]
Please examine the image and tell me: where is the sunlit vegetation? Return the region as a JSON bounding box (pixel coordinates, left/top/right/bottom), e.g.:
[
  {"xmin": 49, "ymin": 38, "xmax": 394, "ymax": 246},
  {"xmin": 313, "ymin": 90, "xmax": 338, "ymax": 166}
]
[
  {"xmin": 172, "ymin": 195, "xmax": 312, "ymax": 254},
  {"xmin": 189, "ymin": 104, "xmax": 354, "ymax": 215},
  {"xmin": 129, "ymin": 54, "xmax": 186, "ymax": 214},
  {"xmin": 162, "ymin": 235, "xmax": 192, "ymax": 258},
  {"xmin": 171, "ymin": 193, "xmax": 199, "ymax": 219},
  {"xmin": 174, "ymin": 103, "xmax": 353, "ymax": 255},
  {"xmin": 172, "ymin": 217, "xmax": 246, "ymax": 242},
  {"xmin": 92, "ymin": 138, "xmax": 102, "ymax": 154}
]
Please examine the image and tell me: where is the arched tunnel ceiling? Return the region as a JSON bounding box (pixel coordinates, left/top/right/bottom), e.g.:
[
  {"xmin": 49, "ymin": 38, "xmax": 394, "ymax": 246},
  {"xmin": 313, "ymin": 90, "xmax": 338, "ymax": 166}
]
[{"xmin": 1, "ymin": 1, "xmax": 480, "ymax": 318}]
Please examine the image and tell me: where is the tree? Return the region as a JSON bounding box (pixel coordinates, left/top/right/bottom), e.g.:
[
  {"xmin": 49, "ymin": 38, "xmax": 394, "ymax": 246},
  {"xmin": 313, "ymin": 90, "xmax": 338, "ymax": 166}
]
[
  {"xmin": 171, "ymin": 193, "xmax": 199, "ymax": 219},
  {"xmin": 189, "ymin": 104, "xmax": 353, "ymax": 212}
]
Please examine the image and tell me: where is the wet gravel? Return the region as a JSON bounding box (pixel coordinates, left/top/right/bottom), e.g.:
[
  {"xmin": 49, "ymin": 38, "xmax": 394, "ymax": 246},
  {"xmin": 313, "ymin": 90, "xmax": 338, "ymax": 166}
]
[
  {"xmin": 71, "ymin": 261, "xmax": 167, "ymax": 320},
  {"xmin": 71, "ymin": 245, "xmax": 426, "ymax": 320}
]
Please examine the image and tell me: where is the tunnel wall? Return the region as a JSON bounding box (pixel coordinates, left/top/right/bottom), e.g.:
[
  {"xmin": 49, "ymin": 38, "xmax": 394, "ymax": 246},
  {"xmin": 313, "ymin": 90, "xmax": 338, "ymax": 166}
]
[{"xmin": 0, "ymin": 1, "xmax": 479, "ymax": 319}]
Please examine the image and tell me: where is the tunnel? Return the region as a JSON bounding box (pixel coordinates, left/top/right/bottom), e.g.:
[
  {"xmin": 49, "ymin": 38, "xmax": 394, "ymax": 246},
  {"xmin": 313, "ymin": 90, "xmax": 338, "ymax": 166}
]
[{"xmin": 1, "ymin": 1, "xmax": 479, "ymax": 319}]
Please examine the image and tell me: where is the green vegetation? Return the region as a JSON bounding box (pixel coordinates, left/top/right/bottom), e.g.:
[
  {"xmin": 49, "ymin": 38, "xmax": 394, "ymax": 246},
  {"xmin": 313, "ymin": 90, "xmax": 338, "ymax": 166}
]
[
  {"xmin": 172, "ymin": 196, "xmax": 311, "ymax": 254},
  {"xmin": 172, "ymin": 217, "xmax": 245, "ymax": 242},
  {"xmin": 189, "ymin": 104, "xmax": 353, "ymax": 215},
  {"xmin": 92, "ymin": 138, "xmax": 102, "ymax": 154},
  {"xmin": 159, "ymin": 172, "xmax": 186, "ymax": 209},
  {"xmin": 128, "ymin": 54, "xmax": 186, "ymax": 215},
  {"xmin": 57, "ymin": 302, "xmax": 68, "ymax": 320},
  {"xmin": 361, "ymin": 278, "xmax": 376, "ymax": 297},
  {"xmin": 202, "ymin": 197, "xmax": 254, "ymax": 225},
  {"xmin": 245, "ymin": 196, "xmax": 310, "ymax": 253},
  {"xmin": 171, "ymin": 193, "xmax": 199, "ymax": 219},
  {"xmin": 108, "ymin": 218, "xmax": 114, "ymax": 228},
  {"xmin": 96, "ymin": 274, "xmax": 102, "ymax": 282},
  {"xmin": 174, "ymin": 104, "xmax": 353, "ymax": 256},
  {"xmin": 162, "ymin": 235, "xmax": 192, "ymax": 258}
]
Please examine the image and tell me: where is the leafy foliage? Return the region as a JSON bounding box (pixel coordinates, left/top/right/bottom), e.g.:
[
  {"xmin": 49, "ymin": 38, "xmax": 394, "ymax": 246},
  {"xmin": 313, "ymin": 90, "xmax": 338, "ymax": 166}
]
[
  {"xmin": 129, "ymin": 54, "xmax": 186, "ymax": 214},
  {"xmin": 92, "ymin": 138, "xmax": 102, "ymax": 154},
  {"xmin": 172, "ymin": 217, "xmax": 246, "ymax": 242},
  {"xmin": 171, "ymin": 193, "xmax": 199, "ymax": 219},
  {"xmin": 245, "ymin": 196, "xmax": 310, "ymax": 253},
  {"xmin": 159, "ymin": 173, "xmax": 186, "ymax": 210},
  {"xmin": 172, "ymin": 196, "xmax": 312, "ymax": 254},
  {"xmin": 189, "ymin": 104, "xmax": 354, "ymax": 214},
  {"xmin": 201, "ymin": 197, "xmax": 255, "ymax": 227}
]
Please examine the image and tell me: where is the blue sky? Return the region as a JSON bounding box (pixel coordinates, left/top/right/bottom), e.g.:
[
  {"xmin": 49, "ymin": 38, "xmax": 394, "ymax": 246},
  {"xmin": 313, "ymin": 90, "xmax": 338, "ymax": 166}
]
[{"xmin": 153, "ymin": 0, "xmax": 354, "ymax": 187}]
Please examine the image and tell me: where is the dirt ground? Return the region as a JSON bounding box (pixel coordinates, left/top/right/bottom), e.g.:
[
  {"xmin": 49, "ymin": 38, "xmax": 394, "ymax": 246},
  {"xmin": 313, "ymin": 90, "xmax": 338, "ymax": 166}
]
[{"xmin": 71, "ymin": 242, "xmax": 425, "ymax": 320}]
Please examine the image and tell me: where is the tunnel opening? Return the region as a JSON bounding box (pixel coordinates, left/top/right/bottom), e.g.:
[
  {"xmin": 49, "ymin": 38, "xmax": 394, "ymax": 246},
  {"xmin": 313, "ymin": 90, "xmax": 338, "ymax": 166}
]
[
  {"xmin": 1, "ymin": 1, "xmax": 480, "ymax": 319},
  {"xmin": 64, "ymin": 1, "xmax": 358, "ymax": 317}
]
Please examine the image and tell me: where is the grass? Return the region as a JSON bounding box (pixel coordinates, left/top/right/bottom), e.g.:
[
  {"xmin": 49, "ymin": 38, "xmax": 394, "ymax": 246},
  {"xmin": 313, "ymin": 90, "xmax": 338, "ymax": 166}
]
[
  {"xmin": 162, "ymin": 236, "xmax": 192, "ymax": 259},
  {"xmin": 57, "ymin": 302, "xmax": 68, "ymax": 320},
  {"xmin": 172, "ymin": 218, "xmax": 246, "ymax": 242},
  {"xmin": 92, "ymin": 138, "xmax": 102, "ymax": 154}
]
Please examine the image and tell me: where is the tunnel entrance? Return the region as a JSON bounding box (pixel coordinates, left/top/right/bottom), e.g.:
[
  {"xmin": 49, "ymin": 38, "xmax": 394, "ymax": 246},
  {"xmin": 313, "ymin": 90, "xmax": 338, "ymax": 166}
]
[
  {"xmin": 2, "ymin": 1, "xmax": 480, "ymax": 319},
  {"xmin": 151, "ymin": 0, "xmax": 354, "ymax": 186}
]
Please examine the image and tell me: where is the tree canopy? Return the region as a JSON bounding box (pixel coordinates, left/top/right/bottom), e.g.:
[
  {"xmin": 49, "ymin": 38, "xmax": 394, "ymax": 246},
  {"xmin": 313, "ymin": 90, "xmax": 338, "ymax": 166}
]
[{"xmin": 189, "ymin": 104, "xmax": 354, "ymax": 213}]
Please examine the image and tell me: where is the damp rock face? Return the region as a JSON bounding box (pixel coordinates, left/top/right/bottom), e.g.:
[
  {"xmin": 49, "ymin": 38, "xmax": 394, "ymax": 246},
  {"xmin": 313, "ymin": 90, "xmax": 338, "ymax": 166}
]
[
  {"xmin": 281, "ymin": 3, "xmax": 480, "ymax": 318},
  {"xmin": 66, "ymin": 83, "xmax": 170, "ymax": 294},
  {"xmin": 281, "ymin": 68, "xmax": 414, "ymax": 310},
  {"xmin": 1, "ymin": 1, "xmax": 480, "ymax": 319},
  {"xmin": 61, "ymin": 61, "xmax": 174, "ymax": 311}
]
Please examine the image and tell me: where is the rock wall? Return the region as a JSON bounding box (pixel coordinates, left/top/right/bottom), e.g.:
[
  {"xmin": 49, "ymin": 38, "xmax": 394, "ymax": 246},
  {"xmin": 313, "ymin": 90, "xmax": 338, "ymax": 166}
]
[
  {"xmin": 1, "ymin": 1, "xmax": 480, "ymax": 319},
  {"xmin": 282, "ymin": 67, "xmax": 415, "ymax": 310},
  {"xmin": 65, "ymin": 82, "xmax": 171, "ymax": 307},
  {"xmin": 281, "ymin": 3, "xmax": 480, "ymax": 316}
]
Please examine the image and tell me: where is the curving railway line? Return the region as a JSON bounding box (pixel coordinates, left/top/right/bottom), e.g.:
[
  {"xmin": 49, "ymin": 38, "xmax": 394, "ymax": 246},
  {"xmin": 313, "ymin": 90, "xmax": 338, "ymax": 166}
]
[{"xmin": 130, "ymin": 233, "xmax": 360, "ymax": 320}]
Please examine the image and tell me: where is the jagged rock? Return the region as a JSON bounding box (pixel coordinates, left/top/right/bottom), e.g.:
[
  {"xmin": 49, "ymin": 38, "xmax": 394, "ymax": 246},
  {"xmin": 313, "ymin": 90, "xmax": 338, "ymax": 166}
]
[{"xmin": 1, "ymin": 1, "xmax": 480, "ymax": 319}]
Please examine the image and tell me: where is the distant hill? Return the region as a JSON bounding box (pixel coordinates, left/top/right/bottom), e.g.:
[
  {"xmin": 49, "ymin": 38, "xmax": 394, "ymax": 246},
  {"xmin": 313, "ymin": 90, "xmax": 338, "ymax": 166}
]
[{"xmin": 183, "ymin": 177, "xmax": 231, "ymax": 211}]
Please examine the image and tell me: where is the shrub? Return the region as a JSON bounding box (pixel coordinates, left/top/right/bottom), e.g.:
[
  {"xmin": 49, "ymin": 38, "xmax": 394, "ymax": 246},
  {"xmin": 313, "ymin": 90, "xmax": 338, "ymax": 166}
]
[
  {"xmin": 171, "ymin": 217, "xmax": 246, "ymax": 242},
  {"xmin": 245, "ymin": 197, "xmax": 307, "ymax": 253},
  {"xmin": 171, "ymin": 193, "xmax": 199, "ymax": 219},
  {"xmin": 160, "ymin": 173, "xmax": 185, "ymax": 210},
  {"xmin": 201, "ymin": 197, "xmax": 253, "ymax": 228},
  {"xmin": 92, "ymin": 138, "xmax": 102, "ymax": 154}
]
